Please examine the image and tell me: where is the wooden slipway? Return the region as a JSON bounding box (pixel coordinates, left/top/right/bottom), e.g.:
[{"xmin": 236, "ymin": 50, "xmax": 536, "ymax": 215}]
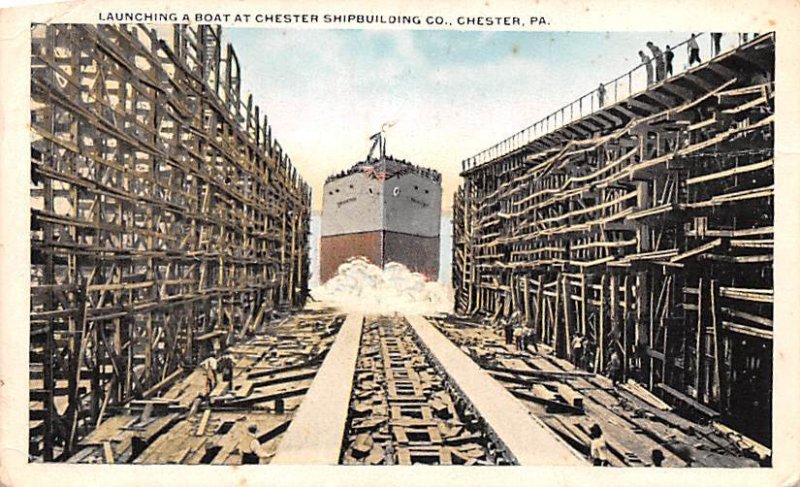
[
  {"xmin": 406, "ymin": 315, "xmax": 585, "ymax": 465},
  {"xmin": 272, "ymin": 314, "xmax": 364, "ymax": 464}
]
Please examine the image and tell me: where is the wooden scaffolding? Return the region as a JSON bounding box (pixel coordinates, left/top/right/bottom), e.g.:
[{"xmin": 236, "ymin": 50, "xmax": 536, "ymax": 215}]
[
  {"xmin": 453, "ymin": 34, "xmax": 774, "ymax": 445},
  {"xmin": 29, "ymin": 24, "xmax": 311, "ymax": 460}
]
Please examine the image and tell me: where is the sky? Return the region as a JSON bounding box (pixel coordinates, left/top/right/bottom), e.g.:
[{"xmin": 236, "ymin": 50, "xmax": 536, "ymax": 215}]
[
  {"xmin": 219, "ymin": 28, "xmax": 731, "ymax": 286},
  {"xmin": 223, "ymin": 29, "xmax": 717, "ymax": 214}
]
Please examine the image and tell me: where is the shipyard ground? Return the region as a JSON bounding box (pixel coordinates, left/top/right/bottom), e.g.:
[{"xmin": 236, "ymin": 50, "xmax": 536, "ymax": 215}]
[{"xmin": 59, "ymin": 303, "xmax": 769, "ymax": 467}]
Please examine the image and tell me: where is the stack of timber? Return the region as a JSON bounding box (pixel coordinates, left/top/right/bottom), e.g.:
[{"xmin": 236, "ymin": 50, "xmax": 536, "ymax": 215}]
[
  {"xmin": 429, "ymin": 316, "xmax": 768, "ymax": 467},
  {"xmin": 66, "ymin": 309, "xmax": 344, "ymax": 464},
  {"xmin": 341, "ymin": 316, "xmax": 511, "ymax": 465},
  {"xmin": 29, "ymin": 24, "xmax": 312, "ymax": 461},
  {"xmin": 452, "ymin": 34, "xmax": 774, "ymax": 447}
]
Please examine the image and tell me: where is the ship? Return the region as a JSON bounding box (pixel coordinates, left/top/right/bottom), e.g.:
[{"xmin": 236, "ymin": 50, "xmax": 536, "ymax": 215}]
[{"xmin": 320, "ymin": 132, "xmax": 442, "ymax": 283}]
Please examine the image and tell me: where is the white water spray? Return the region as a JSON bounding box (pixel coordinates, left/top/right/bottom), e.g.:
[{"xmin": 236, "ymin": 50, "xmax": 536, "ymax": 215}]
[{"xmin": 312, "ymin": 257, "xmax": 453, "ymax": 315}]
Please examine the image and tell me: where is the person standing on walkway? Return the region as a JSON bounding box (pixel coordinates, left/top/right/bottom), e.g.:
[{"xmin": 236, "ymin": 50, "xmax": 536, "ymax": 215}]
[
  {"xmin": 665, "ymin": 45, "xmax": 675, "ymax": 77},
  {"xmin": 647, "ymin": 42, "xmax": 665, "ymax": 81},
  {"xmin": 712, "ymin": 33, "xmax": 722, "ymax": 56},
  {"xmin": 597, "ymin": 83, "xmax": 606, "ymax": 107},
  {"xmin": 688, "ymin": 33, "xmax": 701, "ymax": 66},
  {"xmin": 639, "ymin": 50, "xmax": 653, "ymax": 86}
]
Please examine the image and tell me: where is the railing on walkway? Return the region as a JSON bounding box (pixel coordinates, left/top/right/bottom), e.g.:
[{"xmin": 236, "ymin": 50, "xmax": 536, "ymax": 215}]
[{"xmin": 462, "ymin": 32, "xmax": 761, "ymax": 171}]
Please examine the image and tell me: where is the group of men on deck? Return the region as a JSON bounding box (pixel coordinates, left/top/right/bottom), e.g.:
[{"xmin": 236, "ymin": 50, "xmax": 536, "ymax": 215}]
[{"xmin": 638, "ymin": 33, "xmax": 721, "ymax": 89}]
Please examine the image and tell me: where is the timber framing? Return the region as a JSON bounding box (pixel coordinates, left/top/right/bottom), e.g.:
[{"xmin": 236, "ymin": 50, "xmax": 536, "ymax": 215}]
[
  {"xmin": 29, "ymin": 24, "xmax": 311, "ymax": 461},
  {"xmin": 452, "ymin": 34, "xmax": 774, "ymax": 446}
]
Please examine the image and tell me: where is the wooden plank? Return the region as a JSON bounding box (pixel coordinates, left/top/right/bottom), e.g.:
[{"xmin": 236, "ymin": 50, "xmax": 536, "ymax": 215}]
[
  {"xmin": 272, "ymin": 314, "xmax": 364, "ymax": 465},
  {"xmin": 718, "ymin": 287, "xmax": 773, "ymax": 303},
  {"xmin": 722, "ymin": 321, "xmax": 773, "ymax": 340},
  {"xmin": 620, "ymin": 380, "xmax": 672, "ymax": 411},
  {"xmin": 686, "ymin": 159, "xmax": 773, "ymax": 186},
  {"xmin": 655, "ymin": 383, "xmax": 720, "ymax": 419},
  {"xmin": 556, "ymin": 383, "xmax": 584, "ymax": 410},
  {"xmin": 103, "ymin": 441, "xmax": 115, "ymax": 464},
  {"xmin": 196, "ymin": 409, "xmax": 211, "ymax": 436}
]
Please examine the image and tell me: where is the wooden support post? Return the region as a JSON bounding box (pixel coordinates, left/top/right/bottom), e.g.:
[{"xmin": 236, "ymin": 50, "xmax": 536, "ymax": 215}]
[
  {"xmin": 535, "ymin": 277, "xmax": 544, "ymax": 343},
  {"xmin": 648, "ymin": 275, "xmax": 656, "ymax": 390},
  {"xmin": 510, "ymin": 273, "xmax": 517, "ymax": 313},
  {"xmin": 561, "ymin": 275, "xmax": 572, "ymax": 359},
  {"xmin": 695, "ymin": 277, "xmax": 704, "ymax": 399},
  {"xmin": 622, "ymin": 275, "xmax": 630, "ymax": 379},
  {"xmin": 710, "ymin": 279, "xmax": 723, "ymax": 405},
  {"xmin": 598, "ymin": 275, "xmax": 607, "ymax": 373},
  {"xmin": 580, "ymin": 274, "xmax": 587, "ymax": 336},
  {"xmin": 553, "ymin": 277, "xmax": 562, "ymax": 353},
  {"xmin": 523, "ymin": 277, "xmax": 531, "ymax": 325},
  {"xmin": 610, "ymin": 273, "xmax": 619, "ymax": 349}
]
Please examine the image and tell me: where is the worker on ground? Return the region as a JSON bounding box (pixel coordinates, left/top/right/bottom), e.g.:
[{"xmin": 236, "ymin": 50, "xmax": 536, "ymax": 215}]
[
  {"xmin": 606, "ymin": 347, "xmax": 622, "ymax": 387},
  {"xmin": 669, "ymin": 439, "xmax": 695, "ymax": 467},
  {"xmin": 509, "ymin": 311, "xmax": 523, "ymax": 350},
  {"xmin": 200, "ymin": 355, "xmax": 219, "ymax": 397},
  {"xmin": 597, "ymin": 83, "xmax": 606, "ymax": 107},
  {"xmin": 571, "ymin": 334, "xmax": 583, "ymax": 367},
  {"xmin": 711, "ymin": 33, "xmax": 722, "ymax": 56},
  {"xmin": 687, "ymin": 33, "xmax": 701, "ymax": 66},
  {"xmin": 502, "ymin": 317, "xmax": 513, "ymax": 346},
  {"xmin": 581, "ymin": 335, "xmax": 594, "ymax": 371},
  {"xmin": 589, "ymin": 424, "xmax": 611, "ymax": 466},
  {"xmin": 525, "ymin": 326, "xmax": 539, "ymax": 353},
  {"xmin": 219, "ymin": 354, "xmax": 235, "ymax": 391},
  {"xmin": 665, "ymin": 45, "xmax": 675, "ymax": 77},
  {"xmin": 639, "ymin": 51, "xmax": 653, "ymax": 86},
  {"xmin": 651, "ymin": 448, "xmax": 665, "ymax": 467},
  {"xmin": 241, "ymin": 424, "xmax": 270, "ymax": 464},
  {"xmin": 646, "ymin": 42, "xmax": 665, "ymax": 81},
  {"xmin": 513, "ymin": 324, "xmax": 524, "ymax": 352}
]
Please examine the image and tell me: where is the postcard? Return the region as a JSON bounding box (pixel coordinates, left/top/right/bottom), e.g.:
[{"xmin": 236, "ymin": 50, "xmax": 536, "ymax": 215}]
[{"xmin": 1, "ymin": 1, "xmax": 798, "ymax": 486}]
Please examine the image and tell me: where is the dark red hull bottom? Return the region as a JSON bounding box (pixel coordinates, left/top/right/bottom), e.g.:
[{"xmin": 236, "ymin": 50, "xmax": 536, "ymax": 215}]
[{"xmin": 320, "ymin": 231, "xmax": 439, "ymax": 283}]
